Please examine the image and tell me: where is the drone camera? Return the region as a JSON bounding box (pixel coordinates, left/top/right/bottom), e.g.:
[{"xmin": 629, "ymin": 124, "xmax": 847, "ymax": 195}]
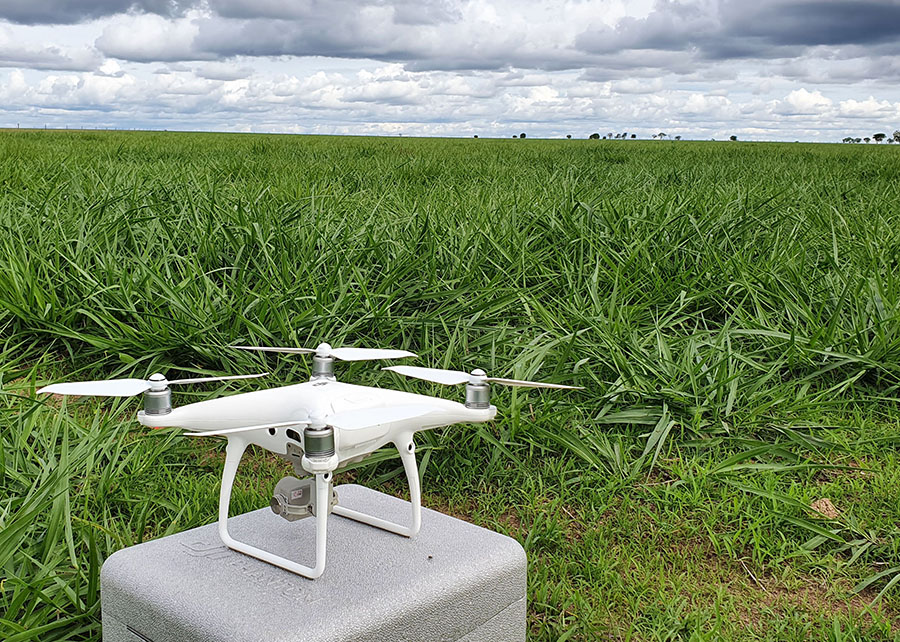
[
  {"xmin": 464, "ymin": 382, "xmax": 491, "ymax": 409},
  {"xmin": 270, "ymin": 476, "xmax": 338, "ymax": 522}
]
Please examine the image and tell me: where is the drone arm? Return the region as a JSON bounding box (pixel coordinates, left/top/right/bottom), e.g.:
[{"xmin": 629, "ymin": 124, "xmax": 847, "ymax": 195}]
[
  {"xmin": 332, "ymin": 432, "xmax": 421, "ymax": 537},
  {"xmin": 217, "ymin": 436, "xmax": 330, "ymax": 579}
]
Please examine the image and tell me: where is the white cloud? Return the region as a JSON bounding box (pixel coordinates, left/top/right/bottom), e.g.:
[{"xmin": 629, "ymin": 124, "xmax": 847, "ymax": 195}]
[
  {"xmin": 781, "ymin": 88, "xmax": 832, "ymax": 114},
  {"xmin": 0, "ymin": 27, "xmax": 100, "ymax": 70},
  {"xmin": 0, "ymin": 1, "xmax": 898, "ymax": 140},
  {"xmin": 193, "ymin": 61, "xmax": 253, "ymax": 80},
  {"xmin": 682, "ymin": 93, "xmax": 732, "ymax": 115},
  {"xmin": 837, "ymin": 96, "xmax": 899, "ymax": 119},
  {"xmin": 611, "ymin": 77, "xmax": 663, "ymax": 94},
  {"xmin": 96, "ymin": 12, "xmax": 203, "ymax": 62},
  {"xmin": 97, "ymin": 59, "xmax": 124, "ymax": 76}
]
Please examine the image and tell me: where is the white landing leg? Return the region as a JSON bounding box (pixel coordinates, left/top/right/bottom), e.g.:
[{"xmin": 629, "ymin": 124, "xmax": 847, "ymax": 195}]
[
  {"xmin": 332, "ymin": 435, "xmax": 421, "ymax": 537},
  {"xmin": 217, "ymin": 436, "xmax": 331, "ymax": 579}
]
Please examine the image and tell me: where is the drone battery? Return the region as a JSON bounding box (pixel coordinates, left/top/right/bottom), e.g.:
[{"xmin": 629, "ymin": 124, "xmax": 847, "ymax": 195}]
[{"xmin": 100, "ymin": 484, "xmax": 526, "ymax": 642}]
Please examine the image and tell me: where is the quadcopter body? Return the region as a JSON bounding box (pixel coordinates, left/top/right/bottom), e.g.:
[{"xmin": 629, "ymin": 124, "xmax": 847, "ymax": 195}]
[
  {"xmin": 40, "ymin": 342, "xmax": 577, "ymax": 579},
  {"xmin": 139, "ymin": 378, "xmax": 495, "ymax": 463}
]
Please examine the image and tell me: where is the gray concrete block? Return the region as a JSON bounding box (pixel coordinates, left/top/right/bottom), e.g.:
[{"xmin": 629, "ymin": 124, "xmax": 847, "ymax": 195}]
[{"xmin": 101, "ymin": 484, "xmax": 527, "ymax": 642}]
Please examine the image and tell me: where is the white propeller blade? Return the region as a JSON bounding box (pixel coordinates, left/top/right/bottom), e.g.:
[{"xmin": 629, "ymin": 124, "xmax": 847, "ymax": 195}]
[
  {"xmin": 328, "ymin": 347, "xmax": 416, "ymax": 361},
  {"xmin": 38, "ymin": 372, "xmax": 269, "ymax": 397},
  {"xmin": 231, "ymin": 344, "xmax": 415, "ymax": 361},
  {"xmin": 184, "ymin": 420, "xmax": 309, "ymax": 438},
  {"xmin": 167, "ymin": 373, "xmax": 269, "ymax": 385},
  {"xmin": 384, "ymin": 365, "xmax": 583, "ymax": 389},
  {"xmin": 485, "ymin": 377, "xmax": 583, "ymax": 390},
  {"xmin": 38, "ymin": 379, "xmax": 152, "ymax": 397},
  {"xmin": 328, "ymin": 405, "xmax": 435, "ymax": 430},
  {"xmin": 230, "ymin": 345, "xmax": 316, "ymax": 355},
  {"xmin": 383, "ymin": 365, "xmax": 469, "ymax": 385}
]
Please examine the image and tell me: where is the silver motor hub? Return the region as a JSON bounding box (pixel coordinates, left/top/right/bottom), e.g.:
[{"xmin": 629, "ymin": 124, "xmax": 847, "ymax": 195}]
[
  {"xmin": 465, "ymin": 381, "xmax": 491, "ymax": 409},
  {"xmin": 303, "ymin": 424, "xmax": 335, "ymax": 458},
  {"xmin": 143, "ymin": 373, "xmax": 172, "ymax": 415},
  {"xmin": 311, "ymin": 354, "xmax": 335, "ymax": 380}
]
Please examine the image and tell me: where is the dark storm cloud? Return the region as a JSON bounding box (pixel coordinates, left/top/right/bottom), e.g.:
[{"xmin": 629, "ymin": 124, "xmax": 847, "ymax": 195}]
[
  {"xmin": 204, "ymin": 0, "xmax": 461, "ymax": 25},
  {"xmin": 731, "ymin": 1, "xmax": 900, "ymax": 47},
  {"xmin": 191, "ymin": 16, "xmax": 413, "ymax": 60},
  {"xmin": 180, "ymin": 0, "xmax": 900, "ymax": 79},
  {"xmin": 11, "ymin": 0, "xmax": 895, "ymax": 87},
  {"xmin": 0, "ymin": 0, "xmax": 183, "ymax": 24},
  {"xmin": 577, "ymin": 0, "xmax": 900, "ymax": 61}
]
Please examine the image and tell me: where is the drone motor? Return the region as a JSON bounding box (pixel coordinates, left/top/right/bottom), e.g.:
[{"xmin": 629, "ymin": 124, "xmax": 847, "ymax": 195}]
[
  {"xmin": 464, "ymin": 378, "xmax": 491, "ymax": 409},
  {"xmin": 143, "ymin": 374, "xmax": 172, "ymax": 415}
]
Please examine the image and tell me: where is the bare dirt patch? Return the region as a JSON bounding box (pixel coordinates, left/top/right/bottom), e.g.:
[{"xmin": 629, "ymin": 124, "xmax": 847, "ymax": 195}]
[{"xmin": 670, "ymin": 536, "xmax": 898, "ymax": 633}]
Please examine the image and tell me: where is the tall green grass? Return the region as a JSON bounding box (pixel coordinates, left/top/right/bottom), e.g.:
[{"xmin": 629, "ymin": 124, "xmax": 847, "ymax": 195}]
[{"xmin": 2, "ymin": 132, "xmax": 899, "ymax": 639}]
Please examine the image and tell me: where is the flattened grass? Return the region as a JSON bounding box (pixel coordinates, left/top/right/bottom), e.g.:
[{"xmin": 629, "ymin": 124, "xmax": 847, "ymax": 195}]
[{"xmin": 1, "ymin": 131, "xmax": 899, "ymax": 640}]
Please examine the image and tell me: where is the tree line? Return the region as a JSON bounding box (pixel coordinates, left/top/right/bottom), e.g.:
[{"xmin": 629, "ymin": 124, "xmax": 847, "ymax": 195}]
[{"xmin": 842, "ymin": 131, "xmax": 900, "ymax": 144}]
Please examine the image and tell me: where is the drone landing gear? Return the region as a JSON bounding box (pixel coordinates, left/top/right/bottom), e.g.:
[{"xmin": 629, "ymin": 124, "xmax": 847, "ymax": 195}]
[
  {"xmin": 332, "ymin": 437, "xmax": 422, "ymax": 538},
  {"xmin": 218, "ymin": 436, "xmax": 332, "ymax": 579},
  {"xmin": 217, "ymin": 435, "xmax": 422, "ymax": 579}
]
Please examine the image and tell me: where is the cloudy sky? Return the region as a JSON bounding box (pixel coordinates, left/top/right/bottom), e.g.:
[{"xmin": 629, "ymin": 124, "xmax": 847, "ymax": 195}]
[{"xmin": 1, "ymin": 0, "xmax": 899, "ymax": 141}]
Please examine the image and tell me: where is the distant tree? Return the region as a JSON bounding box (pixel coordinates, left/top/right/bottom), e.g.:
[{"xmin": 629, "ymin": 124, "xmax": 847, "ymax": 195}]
[
  {"xmin": 602, "ymin": 136, "xmax": 606, "ymax": 140},
  {"xmin": 893, "ymin": 130, "xmax": 900, "ymax": 143},
  {"xmin": 519, "ymin": 133, "xmax": 526, "ymax": 139},
  {"xmin": 854, "ymin": 137, "xmax": 862, "ymax": 143},
  {"xmin": 630, "ymin": 134, "xmax": 636, "ymax": 139},
  {"xmin": 608, "ymin": 132, "xmax": 614, "ymax": 139},
  {"xmin": 674, "ymin": 135, "xmax": 681, "ymax": 141},
  {"xmin": 566, "ymin": 134, "xmax": 572, "ymax": 139},
  {"xmin": 589, "ymin": 132, "xmax": 600, "ymax": 139},
  {"xmin": 864, "ymin": 137, "xmax": 871, "ymax": 143},
  {"xmin": 842, "ymin": 136, "xmax": 853, "ymax": 143},
  {"xmin": 473, "ymin": 135, "xmax": 478, "ymax": 138},
  {"xmin": 622, "ymin": 132, "xmax": 628, "ymax": 139},
  {"xmin": 729, "ymin": 135, "xmax": 738, "ymax": 141},
  {"xmin": 873, "ymin": 133, "xmax": 886, "ymax": 143},
  {"xmin": 658, "ymin": 132, "xmax": 666, "ymax": 139}
]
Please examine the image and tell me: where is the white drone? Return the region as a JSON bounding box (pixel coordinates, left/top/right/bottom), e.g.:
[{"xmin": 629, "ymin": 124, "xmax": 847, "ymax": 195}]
[{"xmin": 39, "ymin": 343, "xmax": 580, "ymax": 579}]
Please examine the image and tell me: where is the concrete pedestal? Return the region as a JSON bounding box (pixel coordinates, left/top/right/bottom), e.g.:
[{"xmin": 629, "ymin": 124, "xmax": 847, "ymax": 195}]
[{"xmin": 100, "ymin": 484, "xmax": 526, "ymax": 642}]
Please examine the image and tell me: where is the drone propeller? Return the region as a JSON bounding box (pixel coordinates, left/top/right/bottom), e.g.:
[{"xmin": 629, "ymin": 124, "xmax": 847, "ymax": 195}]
[
  {"xmin": 383, "ymin": 365, "xmax": 583, "ymax": 390},
  {"xmin": 37, "ymin": 372, "xmax": 269, "ymax": 397},
  {"xmin": 230, "ymin": 342, "xmax": 415, "ymax": 362}
]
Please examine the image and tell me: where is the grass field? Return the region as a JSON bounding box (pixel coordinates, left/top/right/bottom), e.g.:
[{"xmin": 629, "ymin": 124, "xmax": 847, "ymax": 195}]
[{"xmin": 1, "ymin": 130, "xmax": 899, "ymax": 641}]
